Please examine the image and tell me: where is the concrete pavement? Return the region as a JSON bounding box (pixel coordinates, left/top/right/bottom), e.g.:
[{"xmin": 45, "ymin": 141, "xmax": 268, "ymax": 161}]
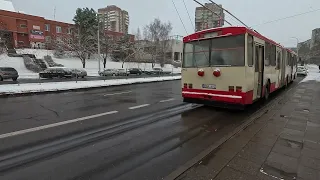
[{"xmin": 178, "ymin": 78, "xmax": 320, "ymax": 179}]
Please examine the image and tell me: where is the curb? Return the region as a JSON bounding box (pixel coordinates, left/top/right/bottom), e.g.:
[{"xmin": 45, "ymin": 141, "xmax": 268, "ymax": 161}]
[
  {"xmin": 0, "ymin": 77, "xmax": 181, "ymax": 98},
  {"xmin": 164, "ymin": 82, "xmax": 297, "ymax": 180}
]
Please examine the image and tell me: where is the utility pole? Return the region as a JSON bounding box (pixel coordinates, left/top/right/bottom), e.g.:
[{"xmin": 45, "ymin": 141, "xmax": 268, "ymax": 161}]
[{"xmin": 97, "ymin": 17, "xmax": 101, "ymax": 73}]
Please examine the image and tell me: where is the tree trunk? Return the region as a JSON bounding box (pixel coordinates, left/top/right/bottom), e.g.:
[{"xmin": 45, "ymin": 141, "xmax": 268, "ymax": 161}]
[
  {"xmin": 82, "ymin": 59, "xmax": 86, "ymax": 68},
  {"xmin": 103, "ymin": 57, "xmax": 107, "ymax": 69}
]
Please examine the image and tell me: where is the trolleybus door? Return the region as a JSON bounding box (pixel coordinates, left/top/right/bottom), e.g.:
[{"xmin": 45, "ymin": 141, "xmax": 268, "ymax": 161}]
[
  {"xmin": 281, "ymin": 50, "xmax": 286, "ymax": 86},
  {"xmin": 254, "ymin": 44, "xmax": 264, "ymax": 99},
  {"xmin": 276, "ymin": 51, "xmax": 282, "ymax": 87}
]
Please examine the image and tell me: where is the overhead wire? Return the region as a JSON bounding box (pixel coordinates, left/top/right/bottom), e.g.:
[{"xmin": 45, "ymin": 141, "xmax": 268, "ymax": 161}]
[{"xmin": 253, "ymin": 8, "xmax": 320, "ymax": 27}]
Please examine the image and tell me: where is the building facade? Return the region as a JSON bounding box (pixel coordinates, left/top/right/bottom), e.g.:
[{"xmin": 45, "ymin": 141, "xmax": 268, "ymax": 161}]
[
  {"xmin": 98, "ymin": 5, "xmax": 129, "ymax": 34},
  {"xmin": 195, "ymin": 3, "xmax": 224, "ymax": 32},
  {"xmin": 0, "ymin": 9, "xmax": 74, "ymax": 49}
]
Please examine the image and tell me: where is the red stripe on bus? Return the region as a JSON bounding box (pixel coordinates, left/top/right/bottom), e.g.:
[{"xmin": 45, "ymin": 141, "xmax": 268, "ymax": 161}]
[
  {"xmin": 182, "ymin": 88, "xmax": 253, "ymax": 105},
  {"xmin": 270, "ymin": 82, "xmax": 277, "ymax": 93}
]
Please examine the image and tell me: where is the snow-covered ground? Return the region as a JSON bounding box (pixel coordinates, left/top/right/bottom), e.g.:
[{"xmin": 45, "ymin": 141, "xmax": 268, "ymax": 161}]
[
  {"xmin": 301, "ymin": 64, "xmax": 320, "ymax": 83},
  {"xmin": 0, "ymin": 54, "xmax": 39, "ymax": 79},
  {"xmin": 0, "ymin": 76, "xmax": 181, "ymax": 95},
  {"xmin": 16, "ymin": 49, "xmax": 182, "ymax": 77}
]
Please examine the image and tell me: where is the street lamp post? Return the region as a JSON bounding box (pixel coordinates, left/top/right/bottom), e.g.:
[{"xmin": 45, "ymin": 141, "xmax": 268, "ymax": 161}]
[
  {"xmin": 290, "ymin": 37, "xmax": 299, "ymax": 56},
  {"xmin": 97, "ymin": 15, "xmax": 101, "ymax": 74}
]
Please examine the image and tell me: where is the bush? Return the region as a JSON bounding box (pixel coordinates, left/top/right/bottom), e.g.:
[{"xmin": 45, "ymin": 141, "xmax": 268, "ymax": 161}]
[
  {"xmin": 44, "ymin": 55, "xmax": 64, "ymax": 67},
  {"xmin": 23, "ymin": 56, "xmax": 42, "ymax": 73}
]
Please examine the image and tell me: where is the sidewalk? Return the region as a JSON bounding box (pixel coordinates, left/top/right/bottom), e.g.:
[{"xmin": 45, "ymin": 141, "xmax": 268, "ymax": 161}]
[{"xmin": 178, "ymin": 66, "xmax": 320, "ymax": 180}]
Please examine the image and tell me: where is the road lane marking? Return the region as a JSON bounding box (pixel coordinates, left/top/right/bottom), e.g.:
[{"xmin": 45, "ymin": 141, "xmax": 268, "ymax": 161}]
[
  {"xmin": 0, "ymin": 111, "xmax": 118, "ymax": 139},
  {"xmin": 129, "ymin": 104, "xmax": 150, "ymax": 110},
  {"xmin": 159, "ymin": 98, "xmax": 175, "ymax": 103},
  {"xmin": 103, "ymin": 91, "xmax": 132, "ymax": 96}
]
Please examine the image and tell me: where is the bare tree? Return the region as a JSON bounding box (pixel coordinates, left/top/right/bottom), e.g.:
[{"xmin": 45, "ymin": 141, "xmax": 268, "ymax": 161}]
[
  {"xmin": 99, "ymin": 30, "xmax": 116, "ymax": 69},
  {"xmin": 52, "ymin": 30, "xmax": 96, "ymax": 68},
  {"xmin": 143, "ymin": 18, "xmax": 172, "ymax": 67},
  {"xmin": 0, "ymin": 21, "xmax": 12, "ymax": 55}
]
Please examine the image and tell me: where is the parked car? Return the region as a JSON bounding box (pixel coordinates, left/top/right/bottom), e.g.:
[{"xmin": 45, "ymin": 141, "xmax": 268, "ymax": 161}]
[
  {"xmin": 0, "ymin": 67, "xmax": 19, "ymax": 81},
  {"xmin": 297, "ymin": 66, "xmax": 308, "ymax": 76},
  {"xmin": 117, "ymin": 69, "xmax": 129, "ymax": 76},
  {"xmin": 100, "ymin": 69, "xmax": 118, "ymax": 76},
  {"xmin": 39, "ymin": 67, "xmax": 73, "ymax": 79},
  {"xmin": 152, "ymin": 68, "xmax": 164, "ymax": 75},
  {"xmin": 128, "ymin": 68, "xmax": 143, "ymax": 75},
  {"xmin": 71, "ymin": 68, "xmax": 87, "ymax": 78}
]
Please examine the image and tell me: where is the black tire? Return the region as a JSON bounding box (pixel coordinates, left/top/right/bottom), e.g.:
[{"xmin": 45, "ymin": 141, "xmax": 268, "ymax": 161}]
[
  {"xmin": 12, "ymin": 77, "xmax": 17, "ymax": 81},
  {"xmin": 0, "ymin": 76, "xmax": 3, "ymax": 81},
  {"xmin": 82, "ymin": 76, "xmax": 85, "ymax": 78}
]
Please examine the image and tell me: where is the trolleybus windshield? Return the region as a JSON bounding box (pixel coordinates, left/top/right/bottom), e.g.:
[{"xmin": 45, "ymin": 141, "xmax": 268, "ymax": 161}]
[{"xmin": 183, "ymin": 35, "xmax": 244, "ymax": 68}]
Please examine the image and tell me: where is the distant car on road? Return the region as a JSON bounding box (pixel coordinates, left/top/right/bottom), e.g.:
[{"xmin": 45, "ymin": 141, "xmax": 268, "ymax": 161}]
[
  {"xmin": 117, "ymin": 69, "xmax": 129, "ymax": 76},
  {"xmin": 297, "ymin": 66, "xmax": 308, "ymax": 76},
  {"xmin": 0, "ymin": 67, "xmax": 19, "ymax": 81},
  {"xmin": 128, "ymin": 68, "xmax": 143, "ymax": 75},
  {"xmin": 71, "ymin": 68, "xmax": 87, "ymax": 78},
  {"xmin": 100, "ymin": 69, "xmax": 118, "ymax": 76},
  {"xmin": 39, "ymin": 67, "xmax": 73, "ymax": 79}
]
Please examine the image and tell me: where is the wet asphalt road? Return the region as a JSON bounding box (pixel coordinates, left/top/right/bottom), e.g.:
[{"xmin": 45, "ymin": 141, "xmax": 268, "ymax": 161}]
[
  {"xmin": 0, "ymin": 79, "xmax": 302, "ymax": 180},
  {"xmin": 0, "ymin": 74, "xmax": 180, "ymax": 85}
]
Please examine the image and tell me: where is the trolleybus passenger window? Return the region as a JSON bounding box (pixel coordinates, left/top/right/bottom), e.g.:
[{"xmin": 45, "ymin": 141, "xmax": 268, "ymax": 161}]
[
  {"xmin": 183, "ymin": 43, "xmax": 194, "ymax": 68},
  {"xmin": 265, "ymin": 43, "xmax": 271, "ymax": 66},
  {"xmin": 270, "ymin": 45, "xmax": 276, "ymax": 66},
  {"xmin": 247, "ymin": 35, "xmax": 254, "ymax": 66},
  {"xmin": 194, "ymin": 40, "xmax": 210, "ymax": 67},
  {"xmin": 210, "ymin": 35, "xmax": 244, "ymax": 66}
]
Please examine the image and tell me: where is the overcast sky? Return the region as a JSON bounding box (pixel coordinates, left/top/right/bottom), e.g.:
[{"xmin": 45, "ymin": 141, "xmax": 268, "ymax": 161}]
[{"xmin": 10, "ymin": 0, "xmax": 320, "ymax": 47}]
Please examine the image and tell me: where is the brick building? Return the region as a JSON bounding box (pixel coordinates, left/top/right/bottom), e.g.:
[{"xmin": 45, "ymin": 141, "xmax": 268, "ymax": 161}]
[{"xmin": 0, "ymin": 9, "xmax": 74, "ymax": 49}]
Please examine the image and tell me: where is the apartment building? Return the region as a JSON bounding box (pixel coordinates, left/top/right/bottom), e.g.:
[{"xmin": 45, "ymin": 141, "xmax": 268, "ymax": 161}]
[
  {"xmin": 195, "ymin": 3, "xmax": 224, "ymax": 32},
  {"xmin": 98, "ymin": 5, "xmax": 129, "ymax": 34}
]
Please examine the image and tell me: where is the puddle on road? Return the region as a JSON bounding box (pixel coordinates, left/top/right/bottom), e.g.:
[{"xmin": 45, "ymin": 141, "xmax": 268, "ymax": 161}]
[{"xmin": 260, "ymin": 164, "xmax": 297, "ymax": 180}]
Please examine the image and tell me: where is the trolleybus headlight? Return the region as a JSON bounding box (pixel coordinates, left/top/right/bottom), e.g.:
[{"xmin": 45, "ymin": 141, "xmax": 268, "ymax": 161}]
[
  {"xmin": 236, "ymin": 86, "xmax": 242, "ymax": 92},
  {"xmin": 229, "ymin": 86, "xmax": 234, "ymax": 92}
]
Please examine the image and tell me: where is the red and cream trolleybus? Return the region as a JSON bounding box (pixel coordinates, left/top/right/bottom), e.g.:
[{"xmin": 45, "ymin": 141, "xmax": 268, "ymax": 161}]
[{"xmin": 182, "ymin": 26, "xmax": 297, "ymax": 108}]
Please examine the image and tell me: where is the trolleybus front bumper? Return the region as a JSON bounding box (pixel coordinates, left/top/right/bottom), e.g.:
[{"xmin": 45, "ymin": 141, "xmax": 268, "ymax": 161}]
[{"xmin": 182, "ymin": 88, "xmax": 253, "ymax": 109}]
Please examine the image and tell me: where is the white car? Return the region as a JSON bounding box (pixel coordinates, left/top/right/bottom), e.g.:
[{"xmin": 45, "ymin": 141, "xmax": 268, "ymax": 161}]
[{"xmin": 297, "ymin": 66, "xmax": 308, "ymax": 76}]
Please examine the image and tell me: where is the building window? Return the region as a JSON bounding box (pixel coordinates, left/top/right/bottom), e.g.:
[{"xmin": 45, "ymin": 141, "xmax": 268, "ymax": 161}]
[
  {"xmin": 67, "ymin": 28, "xmax": 71, "ymax": 34},
  {"xmin": 45, "ymin": 24, "xmax": 50, "ymax": 32},
  {"xmin": 20, "ymin": 24, "xmax": 27, "ymax": 28},
  {"xmin": 56, "ymin": 26, "xmax": 62, "ymax": 33}
]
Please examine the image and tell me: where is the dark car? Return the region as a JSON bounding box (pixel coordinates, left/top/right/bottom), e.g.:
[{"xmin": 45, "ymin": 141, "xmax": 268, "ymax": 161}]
[
  {"xmin": 152, "ymin": 68, "xmax": 164, "ymax": 75},
  {"xmin": 0, "ymin": 67, "xmax": 19, "ymax": 81},
  {"xmin": 39, "ymin": 67, "xmax": 73, "ymax": 79},
  {"xmin": 128, "ymin": 68, "xmax": 143, "ymax": 75}
]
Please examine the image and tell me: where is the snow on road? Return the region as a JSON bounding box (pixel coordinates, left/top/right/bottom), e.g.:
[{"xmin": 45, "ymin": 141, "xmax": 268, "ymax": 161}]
[
  {"xmin": 0, "ymin": 76, "xmax": 181, "ymax": 95},
  {"xmin": 301, "ymin": 64, "xmax": 320, "ymax": 83}
]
